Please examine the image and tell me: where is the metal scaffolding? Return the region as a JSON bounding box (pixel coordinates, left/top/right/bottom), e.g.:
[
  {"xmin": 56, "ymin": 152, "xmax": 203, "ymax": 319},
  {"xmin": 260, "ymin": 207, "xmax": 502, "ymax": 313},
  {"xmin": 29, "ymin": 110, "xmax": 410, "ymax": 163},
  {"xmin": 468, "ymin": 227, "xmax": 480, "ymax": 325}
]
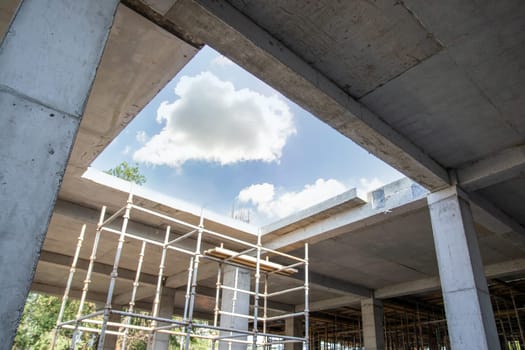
[{"xmin": 50, "ymin": 193, "xmax": 309, "ymax": 349}]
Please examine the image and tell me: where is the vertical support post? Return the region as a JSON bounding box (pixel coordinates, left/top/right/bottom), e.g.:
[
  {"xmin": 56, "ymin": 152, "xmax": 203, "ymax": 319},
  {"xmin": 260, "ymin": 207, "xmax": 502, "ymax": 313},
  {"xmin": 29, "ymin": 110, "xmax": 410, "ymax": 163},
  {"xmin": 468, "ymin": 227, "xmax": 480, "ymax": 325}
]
[
  {"xmin": 151, "ymin": 226, "xmax": 171, "ymax": 340},
  {"xmin": 71, "ymin": 206, "xmax": 107, "ymax": 349},
  {"xmin": 304, "ymin": 243, "xmax": 310, "ymax": 350},
  {"xmin": 263, "ymin": 273, "xmax": 268, "ymax": 335},
  {"xmin": 51, "ymin": 224, "xmax": 86, "ymax": 349},
  {"xmin": 98, "ymin": 193, "xmax": 133, "ymax": 350},
  {"xmin": 252, "ymin": 231, "xmax": 262, "ymax": 348},
  {"xmin": 185, "ymin": 213, "xmax": 205, "ymax": 349},
  {"xmin": 214, "ymin": 263, "xmax": 223, "ymax": 327},
  {"xmin": 0, "ymin": 1, "xmax": 118, "ymax": 346},
  {"xmin": 121, "ymin": 240, "xmax": 147, "ymax": 350},
  {"xmin": 428, "ymin": 186, "xmax": 500, "ymax": 350},
  {"xmin": 361, "ymin": 298, "xmax": 385, "ymax": 350}
]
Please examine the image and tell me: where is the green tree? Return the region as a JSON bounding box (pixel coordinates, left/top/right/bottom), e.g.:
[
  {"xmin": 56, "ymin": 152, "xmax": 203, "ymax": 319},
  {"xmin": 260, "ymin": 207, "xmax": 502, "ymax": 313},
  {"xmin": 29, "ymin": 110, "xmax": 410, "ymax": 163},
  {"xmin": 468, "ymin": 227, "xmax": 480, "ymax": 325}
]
[
  {"xmin": 105, "ymin": 161, "xmax": 146, "ymax": 185},
  {"xmin": 13, "ymin": 293, "xmax": 96, "ymax": 350}
]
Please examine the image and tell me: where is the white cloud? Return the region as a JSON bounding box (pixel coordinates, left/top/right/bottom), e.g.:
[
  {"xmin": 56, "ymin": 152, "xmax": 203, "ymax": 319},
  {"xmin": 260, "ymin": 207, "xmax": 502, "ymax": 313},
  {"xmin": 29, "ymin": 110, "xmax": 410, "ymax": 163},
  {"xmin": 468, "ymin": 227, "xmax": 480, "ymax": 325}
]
[
  {"xmin": 136, "ymin": 130, "xmax": 149, "ymax": 144},
  {"xmin": 121, "ymin": 145, "xmax": 131, "ymax": 155},
  {"xmin": 133, "ymin": 72, "xmax": 295, "ymax": 167},
  {"xmin": 238, "ymin": 178, "xmax": 348, "ymax": 219},
  {"xmin": 212, "ymin": 55, "xmax": 234, "ymax": 66},
  {"xmin": 355, "ymin": 177, "xmax": 385, "ymax": 198}
]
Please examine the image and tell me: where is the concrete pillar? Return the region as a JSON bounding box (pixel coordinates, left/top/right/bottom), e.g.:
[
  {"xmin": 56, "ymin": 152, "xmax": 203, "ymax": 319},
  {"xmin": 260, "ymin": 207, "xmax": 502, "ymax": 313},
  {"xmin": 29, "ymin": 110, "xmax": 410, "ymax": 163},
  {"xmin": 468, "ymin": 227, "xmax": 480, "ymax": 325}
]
[
  {"xmin": 361, "ymin": 298, "xmax": 384, "ymax": 350},
  {"xmin": 428, "ymin": 186, "xmax": 500, "ymax": 350},
  {"xmin": 104, "ymin": 312, "xmax": 122, "ymax": 350},
  {"xmin": 285, "ymin": 313, "xmax": 303, "ymax": 350},
  {"xmin": 0, "ymin": 1, "xmax": 118, "ymax": 348},
  {"xmin": 148, "ymin": 288, "xmax": 175, "ymax": 350},
  {"xmin": 219, "ymin": 266, "xmax": 251, "ymax": 350}
]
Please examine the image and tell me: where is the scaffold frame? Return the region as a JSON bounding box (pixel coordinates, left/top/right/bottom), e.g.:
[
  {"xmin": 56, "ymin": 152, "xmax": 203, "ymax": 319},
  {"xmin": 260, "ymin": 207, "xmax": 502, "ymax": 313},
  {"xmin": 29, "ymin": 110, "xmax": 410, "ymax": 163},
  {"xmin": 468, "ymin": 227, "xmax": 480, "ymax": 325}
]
[{"xmin": 50, "ymin": 193, "xmax": 309, "ymax": 349}]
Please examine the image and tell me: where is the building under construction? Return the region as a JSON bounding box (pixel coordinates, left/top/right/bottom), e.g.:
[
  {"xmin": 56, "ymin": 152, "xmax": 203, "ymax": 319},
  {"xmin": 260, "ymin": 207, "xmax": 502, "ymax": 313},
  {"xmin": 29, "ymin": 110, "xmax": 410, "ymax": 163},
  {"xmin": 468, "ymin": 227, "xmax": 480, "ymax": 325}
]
[{"xmin": 1, "ymin": 1, "xmax": 525, "ymax": 349}]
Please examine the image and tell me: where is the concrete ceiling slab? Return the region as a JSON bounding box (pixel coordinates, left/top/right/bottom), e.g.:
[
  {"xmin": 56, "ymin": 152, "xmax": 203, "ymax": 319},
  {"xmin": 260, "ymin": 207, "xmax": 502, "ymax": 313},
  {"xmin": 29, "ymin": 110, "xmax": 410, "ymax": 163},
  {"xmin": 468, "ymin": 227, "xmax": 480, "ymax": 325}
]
[
  {"xmin": 66, "ymin": 4, "xmax": 197, "ymax": 177},
  {"xmin": 477, "ymin": 174, "xmax": 525, "ymax": 227},
  {"xmin": 360, "ymin": 51, "xmax": 521, "ymax": 167},
  {"xmin": 227, "ymin": 0, "xmax": 442, "ymax": 98}
]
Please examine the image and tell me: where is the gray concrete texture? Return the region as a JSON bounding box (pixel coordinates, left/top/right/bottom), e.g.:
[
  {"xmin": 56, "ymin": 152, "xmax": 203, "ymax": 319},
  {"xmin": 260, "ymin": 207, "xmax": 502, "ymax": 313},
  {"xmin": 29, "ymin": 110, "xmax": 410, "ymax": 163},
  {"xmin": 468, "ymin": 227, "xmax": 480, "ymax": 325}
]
[
  {"xmin": 1, "ymin": 0, "xmax": 525, "ymax": 349},
  {"xmin": 0, "ymin": 0, "xmax": 119, "ymax": 347},
  {"xmin": 428, "ymin": 187, "xmax": 500, "ymax": 350}
]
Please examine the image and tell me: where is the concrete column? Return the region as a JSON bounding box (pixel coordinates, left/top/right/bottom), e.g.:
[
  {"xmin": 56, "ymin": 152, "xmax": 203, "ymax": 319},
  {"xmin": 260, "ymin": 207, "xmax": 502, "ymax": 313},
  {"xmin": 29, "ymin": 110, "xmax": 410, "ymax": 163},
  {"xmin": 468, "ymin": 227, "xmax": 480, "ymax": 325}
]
[
  {"xmin": 148, "ymin": 288, "xmax": 175, "ymax": 350},
  {"xmin": 285, "ymin": 312, "xmax": 303, "ymax": 350},
  {"xmin": 361, "ymin": 298, "xmax": 384, "ymax": 350},
  {"xmin": 428, "ymin": 186, "xmax": 500, "ymax": 350},
  {"xmin": 104, "ymin": 312, "xmax": 122, "ymax": 350},
  {"xmin": 219, "ymin": 266, "xmax": 251, "ymax": 350},
  {"xmin": 0, "ymin": 1, "xmax": 118, "ymax": 347}
]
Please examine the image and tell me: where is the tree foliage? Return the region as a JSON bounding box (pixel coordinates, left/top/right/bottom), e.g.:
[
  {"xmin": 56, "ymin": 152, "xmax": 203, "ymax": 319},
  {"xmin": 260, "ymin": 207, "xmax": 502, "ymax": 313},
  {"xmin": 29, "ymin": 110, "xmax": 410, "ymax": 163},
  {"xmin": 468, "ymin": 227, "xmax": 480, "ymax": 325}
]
[
  {"xmin": 105, "ymin": 161, "xmax": 146, "ymax": 185},
  {"xmin": 13, "ymin": 293, "xmax": 95, "ymax": 350}
]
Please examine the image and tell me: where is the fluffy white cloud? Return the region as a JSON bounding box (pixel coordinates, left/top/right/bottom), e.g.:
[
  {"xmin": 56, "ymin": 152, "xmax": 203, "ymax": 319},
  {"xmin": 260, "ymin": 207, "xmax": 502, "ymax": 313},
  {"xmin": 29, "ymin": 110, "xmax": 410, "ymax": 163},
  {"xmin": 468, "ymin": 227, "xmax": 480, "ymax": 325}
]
[
  {"xmin": 136, "ymin": 130, "xmax": 149, "ymax": 144},
  {"xmin": 212, "ymin": 55, "xmax": 234, "ymax": 66},
  {"xmin": 133, "ymin": 72, "xmax": 295, "ymax": 167},
  {"xmin": 355, "ymin": 177, "xmax": 385, "ymax": 198},
  {"xmin": 238, "ymin": 179, "xmax": 348, "ymax": 219}
]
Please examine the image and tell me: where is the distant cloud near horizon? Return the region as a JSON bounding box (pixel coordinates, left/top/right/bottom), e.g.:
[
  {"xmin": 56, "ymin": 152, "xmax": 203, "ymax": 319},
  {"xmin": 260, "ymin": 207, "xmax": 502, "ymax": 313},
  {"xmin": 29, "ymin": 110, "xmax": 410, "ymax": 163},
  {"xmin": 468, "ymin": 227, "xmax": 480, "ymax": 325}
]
[
  {"xmin": 211, "ymin": 55, "xmax": 234, "ymax": 66},
  {"xmin": 238, "ymin": 179, "xmax": 348, "ymax": 219},
  {"xmin": 133, "ymin": 72, "xmax": 295, "ymax": 168},
  {"xmin": 237, "ymin": 177, "xmax": 386, "ymax": 221}
]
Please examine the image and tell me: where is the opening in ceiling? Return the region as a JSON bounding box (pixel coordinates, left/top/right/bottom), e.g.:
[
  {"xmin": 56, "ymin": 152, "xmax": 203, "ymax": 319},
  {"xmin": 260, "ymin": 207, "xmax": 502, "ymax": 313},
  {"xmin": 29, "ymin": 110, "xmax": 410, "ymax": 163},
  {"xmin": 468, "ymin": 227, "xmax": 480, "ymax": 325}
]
[{"xmin": 91, "ymin": 46, "xmax": 405, "ymax": 225}]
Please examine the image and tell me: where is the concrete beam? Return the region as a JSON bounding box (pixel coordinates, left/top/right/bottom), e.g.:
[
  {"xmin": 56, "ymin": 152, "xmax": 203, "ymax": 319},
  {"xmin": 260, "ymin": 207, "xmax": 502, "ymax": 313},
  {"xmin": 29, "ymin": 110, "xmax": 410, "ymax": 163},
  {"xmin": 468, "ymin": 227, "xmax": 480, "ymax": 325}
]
[
  {"xmin": 375, "ymin": 258, "xmax": 525, "ymax": 299},
  {"xmin": 298, "ymin": 295, "xmax": 362, "ymax": 312},
  {"xmin": 265, "ymin": 179, "xmax": 429, "ymax": 252},
  {"xmin": 303, "ymin": 257, "xmax": 525, "ymax": 311},
  {"xmin": 469, "ymin": 192, "xmax": 525, "ymax": 249},
  {"xmin": 39, "ymin": 250, "xmax": 158, "ymax": 286},
  {"xmin": 54, "ymin": 199, "xmax": 197, "ymax": 251},
  {"xmin": 31, "ymin": 282, "xmax": 152, "ymax": 311},
  {"xmin": 458, "ymin": 144, "xmax": 525, "ymax": 191},
  {"xmin": 165, "ymin": 0, "xmax": 450, "ymax": 190},
  {"xmin": 291, "ymin": 269, "xmax": 371, "ymax": 297}
]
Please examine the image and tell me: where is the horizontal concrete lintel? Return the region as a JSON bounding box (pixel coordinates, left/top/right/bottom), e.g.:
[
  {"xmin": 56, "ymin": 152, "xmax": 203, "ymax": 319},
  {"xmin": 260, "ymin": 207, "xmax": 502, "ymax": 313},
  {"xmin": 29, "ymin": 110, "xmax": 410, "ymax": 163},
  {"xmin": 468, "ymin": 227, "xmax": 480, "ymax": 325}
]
[
  {"xmin": 266, "ymin": 189, "xmax": 428, "ymax": 252},
  {"xmin": 292, "ymin": 269, "xmax": 371, "ymax": 298},
  {"xmin": 39, "ymin": 250, "xmax": 159, "ymax": 286},
  {"xmin": 458, "ymin": 144, "xmax": 525, "ymax": 191},
  {"xmin": 375, "ymin": 257, "xmax": 525, "ymax": 300},
  {"xmin": 298, "ymin": 295, "xmax": 362, "ymax": 312}
]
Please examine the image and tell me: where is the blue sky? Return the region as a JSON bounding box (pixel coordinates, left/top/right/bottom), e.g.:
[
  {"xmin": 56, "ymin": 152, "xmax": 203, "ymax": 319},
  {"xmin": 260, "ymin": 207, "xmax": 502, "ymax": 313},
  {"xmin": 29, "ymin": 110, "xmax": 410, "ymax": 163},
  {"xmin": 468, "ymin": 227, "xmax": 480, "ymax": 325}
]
[{"xmin": 92, "ymin": 46, "xmax": 403, "ymax": 225}]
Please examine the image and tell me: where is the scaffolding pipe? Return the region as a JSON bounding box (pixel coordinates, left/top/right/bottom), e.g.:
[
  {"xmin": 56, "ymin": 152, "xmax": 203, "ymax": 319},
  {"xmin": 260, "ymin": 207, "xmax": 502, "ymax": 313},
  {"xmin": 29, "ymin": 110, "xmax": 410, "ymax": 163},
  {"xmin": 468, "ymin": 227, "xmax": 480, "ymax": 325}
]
[
  {"xmin": 121, "ymin": 240, "xmax": 147, "ymax": 350},
  {"xmin": 304, "ymin": 243, "xmax": 310, "ymax": 349},
  {"xmin": 97, "ymin": 193, "xmax": 133, "ymax": 350},
  {"xmin": 214, "ymin": 263, "xmax": 223, "ymax": 327},
  {"xmin": 252, "ymin": 230, "xmax": 262, "ymax": 349},
  {"xmin": 183, "ymin": 256, "xmax": 194, "ymax": 322},
  {"xmin": 70, "ymin": 206, "xmax": 106, "ymax": 350},
  {"xmin": 185, "ymin": 213, "xmax": 204, "ymax": 350},
  {"xmin": 51, "ymin": 224, "xmax": 86, "ymax": 350},
  {"xmin": 54, "ymin": 198, "xmax": 310, "ymax": 349},
  {"xmin": 151, "ymin": 226, "xmax": 171, "ymax": 332}
]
